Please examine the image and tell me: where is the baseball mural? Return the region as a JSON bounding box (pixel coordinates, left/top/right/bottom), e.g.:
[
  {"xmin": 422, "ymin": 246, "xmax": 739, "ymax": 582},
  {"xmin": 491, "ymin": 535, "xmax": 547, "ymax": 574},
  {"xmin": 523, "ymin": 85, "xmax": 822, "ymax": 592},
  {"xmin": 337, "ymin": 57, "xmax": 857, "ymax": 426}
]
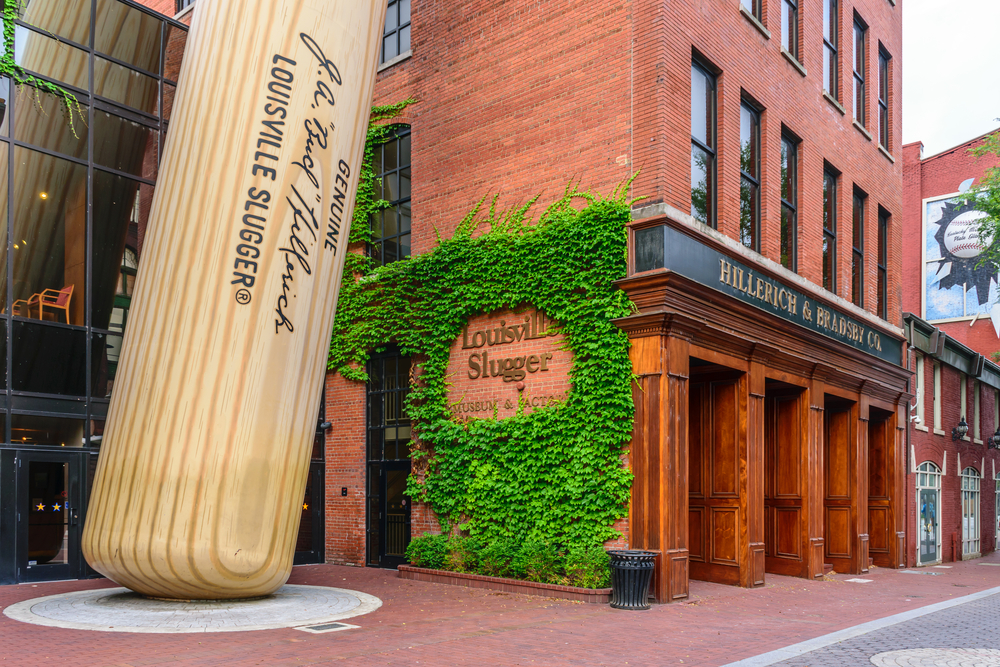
[{"xmin": 81, "ymin": 0, "xmax": 386, "ymax": 600}]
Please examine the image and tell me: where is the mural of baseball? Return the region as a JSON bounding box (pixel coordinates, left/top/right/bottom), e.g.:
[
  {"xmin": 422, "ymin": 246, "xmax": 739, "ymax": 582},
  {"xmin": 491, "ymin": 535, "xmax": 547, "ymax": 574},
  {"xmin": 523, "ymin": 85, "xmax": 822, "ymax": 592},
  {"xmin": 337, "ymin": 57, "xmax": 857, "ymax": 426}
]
[
  {"xmin": 944, "ymin": 210, "xmax": 991, "ymax": 259},
  {"xmin": 81, "ymin": 0, "xmax": 386, "ymax": 600}
]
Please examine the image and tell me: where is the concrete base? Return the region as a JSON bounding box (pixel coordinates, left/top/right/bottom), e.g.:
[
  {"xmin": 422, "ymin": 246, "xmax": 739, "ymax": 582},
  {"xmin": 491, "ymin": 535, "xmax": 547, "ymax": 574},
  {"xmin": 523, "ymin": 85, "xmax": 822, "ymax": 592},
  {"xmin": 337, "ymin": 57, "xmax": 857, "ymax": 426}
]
[{"xmin": 2, "ymin": 584, "xmax": 381, "ymax": 633}]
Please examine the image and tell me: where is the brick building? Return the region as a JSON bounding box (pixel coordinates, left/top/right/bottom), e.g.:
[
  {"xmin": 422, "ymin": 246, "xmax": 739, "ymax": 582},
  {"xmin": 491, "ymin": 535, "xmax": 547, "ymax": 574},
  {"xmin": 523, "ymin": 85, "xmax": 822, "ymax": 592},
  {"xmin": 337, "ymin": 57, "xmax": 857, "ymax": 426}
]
[
  {"xmin": 326, "ymin": 0, "xmax": 911, "ymax": 603},
  {"xmin": 901, "ymin": 130, "xmax": 1000, "ymax": 566}
]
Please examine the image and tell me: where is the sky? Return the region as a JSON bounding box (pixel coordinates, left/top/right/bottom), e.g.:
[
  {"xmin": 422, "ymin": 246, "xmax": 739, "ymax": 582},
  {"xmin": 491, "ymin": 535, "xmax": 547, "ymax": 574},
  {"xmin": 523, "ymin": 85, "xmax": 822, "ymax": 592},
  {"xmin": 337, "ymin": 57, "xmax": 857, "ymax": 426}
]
[{"xmin": 902, "ymin": 0, "xmax": 1000, "ymax": 157}]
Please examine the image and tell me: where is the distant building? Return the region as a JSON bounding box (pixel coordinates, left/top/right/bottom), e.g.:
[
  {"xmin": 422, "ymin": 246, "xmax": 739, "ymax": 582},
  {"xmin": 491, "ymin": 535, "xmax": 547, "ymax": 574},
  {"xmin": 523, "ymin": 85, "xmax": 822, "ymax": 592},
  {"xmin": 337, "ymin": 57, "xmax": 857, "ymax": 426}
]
[{"xmin": 902, "ymin": 131, "xmax": 1000, "ymax": 566}]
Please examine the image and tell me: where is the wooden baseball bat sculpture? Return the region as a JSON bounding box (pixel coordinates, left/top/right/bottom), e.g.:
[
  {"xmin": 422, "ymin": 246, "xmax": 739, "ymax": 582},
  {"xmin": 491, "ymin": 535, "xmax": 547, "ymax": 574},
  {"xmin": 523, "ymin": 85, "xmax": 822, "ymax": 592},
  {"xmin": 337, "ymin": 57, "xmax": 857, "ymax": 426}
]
[{"xmin": 82, "ymin": 0, "xmax": 386, "ymax": 600}]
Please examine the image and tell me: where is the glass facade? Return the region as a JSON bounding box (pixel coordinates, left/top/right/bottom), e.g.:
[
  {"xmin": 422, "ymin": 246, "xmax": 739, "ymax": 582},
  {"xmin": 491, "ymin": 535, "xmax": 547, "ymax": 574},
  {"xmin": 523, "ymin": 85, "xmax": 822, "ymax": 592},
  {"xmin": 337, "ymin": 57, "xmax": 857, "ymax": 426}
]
[{"xmin": 0, "ymin": 0, "xmax": 186, "ymax": 585}]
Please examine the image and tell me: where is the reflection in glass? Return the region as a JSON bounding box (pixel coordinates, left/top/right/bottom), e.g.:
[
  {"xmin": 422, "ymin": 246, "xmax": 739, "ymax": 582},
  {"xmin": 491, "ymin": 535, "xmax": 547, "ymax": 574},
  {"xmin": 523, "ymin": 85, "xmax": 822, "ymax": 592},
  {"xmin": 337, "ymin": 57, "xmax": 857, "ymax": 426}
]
[
  {"xmin": 163, "ymin": 83, "xmax": 175, "ymax": 121},
  {"xmin": 90, "ymin": 418, "xmax": 106, "ymax": 448},
  {"xmin": 95, "ymin": 58, "xmax": 159, "ymax": 115},
  {"xmin": 13, "ymin": 414, "xmax": 85, "ymax": 447},
  {"xmin": 13, "ymin": 321, "xmax": 86, "ymax": 394},
  {"xmin": 15, "ymin": 26, "xmax": 89, "ymax": 91},
  {"xmin": 91, "ymin": 331, "xmax": 122, "ymax": 398},
  {"xmin": 164, "ymin": 24, "xmax": 187, "ymax": 81},
  {"xmin": 0, "ymin": 77, "xmax": 9, "ymax": 136},
  {"xmin": 94, "ymin": 111, "xmax": 157, "ymax": 179},
  {"xmin": 15, "ymin": 84, "xmax": 89, "ymax": 159},
  {"xmin": 27, "ymin": 460, "xmax": 69, "ymax": 565},
  {"xmin": 823, "ymin": 170, "xmax": 837, "ymax": 292},
  {"xmin": 95, "ymin": 0, "xmax": 162, "ymax": 74},
  {"xmin": 21, "ymin": 0, "xmax": 91, "ymax": 45},
  {"xmin": 739, "ymin": 103, "xmax": 759, "ymax": 251},
  {"xmin": 691, "ymin": 144, "xmax": 711, "ymax": 225},
  {"xmin": 369, "ymin": 128, "xmax": 411, "ymax": 266},
  {"xmin": 13, "ymin": 147, "xmax": 87, "ymax": 326},
  {"xmin": 93, "ymin": 172, "xmax": 149, "ymax": 330}
]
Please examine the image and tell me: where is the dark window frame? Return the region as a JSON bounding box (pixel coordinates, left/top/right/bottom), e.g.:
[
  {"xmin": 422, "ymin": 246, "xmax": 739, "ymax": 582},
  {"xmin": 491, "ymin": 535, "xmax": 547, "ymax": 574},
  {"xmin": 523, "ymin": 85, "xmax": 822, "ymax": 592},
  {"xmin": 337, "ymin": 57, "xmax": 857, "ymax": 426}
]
[
  {"xmin": 783, "ymin": 0, "xmax": 800, "ymax": 61},
  {"xmin": 824, "ymin": 0, "xmax": 839, "ymax": 100},
  {"xmin": 739, "ymin": 99, "xmax": 761, "ymax": 252},
  {"xmin": 381, "ymin": 0, "xmax": 412, "ymax": 65},
  {"xmin": 852, "ymin": 189, "xmax": 866, "ymax": 308},
  {"xmin": 176, "ymin": 0, "xmax": 195, "ymax": 12},
  {"xmin": 691, "ymin": 58, "xmax": 718, "ymax": 229},
  {"xmin": 853, "ymin": 17, "xmax": 867, "ymax": 126},
  {"xmin": 780, "ymin": 133, "xmax": 799, "ymax": 272},
  {"xmin": 823, "ymin": 168, "xmax": 838, "ymax": 293},
  {"xmin": 369, "ymin": 125, "xmax": 411, "ymax": 266},
  {"xmin": 877, "ymin": 207, "xmax": 889, "ymax": 319},
  {"xmin": 741, "ymin": 0, "xmax": 763, "ymax": 23},
  {"xmin": 878, "ymin": 46, "xmax": 891, "ymax": 149}
]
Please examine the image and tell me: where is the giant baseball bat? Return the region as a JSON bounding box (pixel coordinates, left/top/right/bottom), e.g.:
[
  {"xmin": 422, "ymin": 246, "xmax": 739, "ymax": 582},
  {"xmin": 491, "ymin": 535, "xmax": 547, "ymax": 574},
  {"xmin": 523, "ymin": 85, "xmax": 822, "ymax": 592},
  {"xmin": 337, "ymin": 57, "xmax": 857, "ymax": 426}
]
[{"xmin": 82, "ymin": 0, "xmax": 386, "ymax": 600}]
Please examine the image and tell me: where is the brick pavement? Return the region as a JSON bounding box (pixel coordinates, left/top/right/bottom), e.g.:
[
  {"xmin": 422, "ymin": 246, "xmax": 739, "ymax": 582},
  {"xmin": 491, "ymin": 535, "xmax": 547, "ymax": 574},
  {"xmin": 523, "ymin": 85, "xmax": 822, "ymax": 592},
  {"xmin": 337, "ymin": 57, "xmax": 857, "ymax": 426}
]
[{"xmin": 3, "ymin": 555, "xmax": 1000, "ymax": 666}]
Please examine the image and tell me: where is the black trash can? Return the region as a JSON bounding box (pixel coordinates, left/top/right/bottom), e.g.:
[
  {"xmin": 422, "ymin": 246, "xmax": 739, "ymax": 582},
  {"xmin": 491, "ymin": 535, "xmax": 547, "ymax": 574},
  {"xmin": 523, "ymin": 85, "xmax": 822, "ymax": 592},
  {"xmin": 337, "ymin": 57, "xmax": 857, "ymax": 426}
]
[{"xmin": 608, "ymin": 550, "xmax": 656, "ymax": 610}]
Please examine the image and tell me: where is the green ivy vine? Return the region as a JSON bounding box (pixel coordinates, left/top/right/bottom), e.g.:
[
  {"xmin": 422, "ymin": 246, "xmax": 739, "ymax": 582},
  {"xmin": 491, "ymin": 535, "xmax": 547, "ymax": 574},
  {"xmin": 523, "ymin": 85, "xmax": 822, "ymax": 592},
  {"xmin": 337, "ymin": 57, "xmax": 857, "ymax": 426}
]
[
  {"xmin": 329, "ymin": 106, "xmax": 636, "ymax": 546},
  {"xmin": 2, "ymin": 0, "xmax": 86, "ymax": 135}
]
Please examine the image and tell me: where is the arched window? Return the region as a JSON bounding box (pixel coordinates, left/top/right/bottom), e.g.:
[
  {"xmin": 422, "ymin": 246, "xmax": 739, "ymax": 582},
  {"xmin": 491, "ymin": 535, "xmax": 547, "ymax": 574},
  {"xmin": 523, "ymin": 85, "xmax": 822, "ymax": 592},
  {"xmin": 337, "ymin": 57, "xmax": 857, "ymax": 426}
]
[{"xmin": 961, "ymin": 467, "xmax": 981, "ymax": 557}]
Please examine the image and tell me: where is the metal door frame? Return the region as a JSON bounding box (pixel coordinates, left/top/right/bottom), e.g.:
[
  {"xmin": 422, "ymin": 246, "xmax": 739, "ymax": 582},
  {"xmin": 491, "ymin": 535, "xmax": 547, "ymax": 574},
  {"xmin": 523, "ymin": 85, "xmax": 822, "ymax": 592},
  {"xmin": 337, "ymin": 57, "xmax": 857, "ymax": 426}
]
[
  {"xmin": 15, "ymin": 450, "xmax": 83, "ymax": 582},
  {"xmin": 916, "ymin": 462, "xmax": 941, "ymax": 565}
]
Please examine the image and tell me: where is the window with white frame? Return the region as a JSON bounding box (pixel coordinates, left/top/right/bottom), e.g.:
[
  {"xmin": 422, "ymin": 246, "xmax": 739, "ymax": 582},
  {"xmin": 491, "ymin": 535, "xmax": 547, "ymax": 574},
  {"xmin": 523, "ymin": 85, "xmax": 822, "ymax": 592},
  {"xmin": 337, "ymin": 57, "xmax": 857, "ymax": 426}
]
[
  {"xmin": 961, "ymin": 467, "xmax": 981, "ymax": 556},
  {"xmin": 933, "ymin": 362, "xmax": 942, "ymax": 432},
  {"xmin": 915, "ymin": 353, "xmax": 925, "ymax": 428}
]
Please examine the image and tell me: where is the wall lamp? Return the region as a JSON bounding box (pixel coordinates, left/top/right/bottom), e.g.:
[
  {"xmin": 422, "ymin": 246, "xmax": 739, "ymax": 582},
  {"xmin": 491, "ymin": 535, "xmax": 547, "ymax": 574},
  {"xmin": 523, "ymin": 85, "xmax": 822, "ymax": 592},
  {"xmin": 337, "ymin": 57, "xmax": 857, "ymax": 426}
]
[
  {"xmin": 989, "ymin": 428, "xmax": 1000, "ymax": 450},
  {"xmin": 952, "ymin": 416, "xmax": 969, "ymax": 441},
  {"xmin": 319, "ymin": 421, "xmax": 332, "ymax": 431}
]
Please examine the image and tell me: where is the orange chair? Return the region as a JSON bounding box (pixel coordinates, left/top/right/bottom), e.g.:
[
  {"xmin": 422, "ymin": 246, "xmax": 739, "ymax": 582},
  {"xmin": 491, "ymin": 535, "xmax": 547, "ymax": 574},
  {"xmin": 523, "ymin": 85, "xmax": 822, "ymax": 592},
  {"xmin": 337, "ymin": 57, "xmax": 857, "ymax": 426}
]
[{"xmin": 27, "ymin": 284, "xmax": 74, "ymax": 324}]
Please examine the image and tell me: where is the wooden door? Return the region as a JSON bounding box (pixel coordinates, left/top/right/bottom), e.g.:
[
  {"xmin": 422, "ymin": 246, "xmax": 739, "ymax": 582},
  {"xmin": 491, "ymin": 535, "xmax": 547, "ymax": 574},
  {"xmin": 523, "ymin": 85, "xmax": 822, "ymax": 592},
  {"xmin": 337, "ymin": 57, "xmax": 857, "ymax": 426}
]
[
  {"xmin": 867, "ymin": 416, "xmax": 893, "ymax": 567},
  {"xmin": 689, "ymin": 378, "xmax": 745, "ymax": 586},
  {"xmin": 764, "ymin": 392, "xmax": 808, "ymax": 577},
  {"xmin": 824, "ymin": 406, "xmax": 855, "ymax": 573}
]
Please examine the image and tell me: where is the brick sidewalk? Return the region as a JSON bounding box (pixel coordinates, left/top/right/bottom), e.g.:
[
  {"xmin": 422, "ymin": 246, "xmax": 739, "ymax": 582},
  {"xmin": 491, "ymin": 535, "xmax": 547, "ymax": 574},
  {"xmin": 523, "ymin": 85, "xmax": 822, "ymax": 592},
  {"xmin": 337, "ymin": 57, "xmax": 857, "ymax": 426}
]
[{"xmin": 3, "ymin": 555, "xmax": 1000, "ymax": 667}]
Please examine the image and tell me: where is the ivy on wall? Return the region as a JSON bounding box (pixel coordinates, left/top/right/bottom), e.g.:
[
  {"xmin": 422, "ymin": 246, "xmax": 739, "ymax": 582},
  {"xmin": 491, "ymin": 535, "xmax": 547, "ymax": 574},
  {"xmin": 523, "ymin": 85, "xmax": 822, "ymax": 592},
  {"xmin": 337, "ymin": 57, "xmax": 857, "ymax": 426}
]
[
  {"xmin": 2, "ymin": 0, "xmax": 86, "ymax": 134},
  {"xmin": 329, "ymin": 104, "xmax": 635, "ymax": 547}
]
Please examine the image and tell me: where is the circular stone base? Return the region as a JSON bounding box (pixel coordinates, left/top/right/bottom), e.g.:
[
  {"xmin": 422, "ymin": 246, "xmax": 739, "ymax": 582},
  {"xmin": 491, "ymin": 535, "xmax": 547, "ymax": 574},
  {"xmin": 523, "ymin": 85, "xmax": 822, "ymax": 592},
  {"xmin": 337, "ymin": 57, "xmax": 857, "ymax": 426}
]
[
  {"xmin": 870, "ymin": 649, "xmax": 1000, "ymax": 666},
  {"xmin": 2, "ymin": 585, "xmax": 381, "ymax": 633}
]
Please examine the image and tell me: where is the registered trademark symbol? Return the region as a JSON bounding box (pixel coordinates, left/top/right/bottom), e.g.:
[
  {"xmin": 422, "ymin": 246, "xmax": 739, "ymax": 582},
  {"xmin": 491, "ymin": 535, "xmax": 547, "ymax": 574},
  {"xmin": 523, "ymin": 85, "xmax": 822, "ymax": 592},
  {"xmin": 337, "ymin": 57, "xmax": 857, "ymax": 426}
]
[{"xmin": 235, "ymin": 289, "xmax": 251, "ymax": 305}]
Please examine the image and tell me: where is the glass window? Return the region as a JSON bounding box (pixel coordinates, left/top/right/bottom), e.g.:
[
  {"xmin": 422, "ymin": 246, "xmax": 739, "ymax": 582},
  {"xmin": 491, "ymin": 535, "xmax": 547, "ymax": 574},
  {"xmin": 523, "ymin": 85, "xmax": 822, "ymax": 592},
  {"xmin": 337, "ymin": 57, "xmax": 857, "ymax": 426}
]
[
  {"xmin": 382, "ymin": 0, "xmax": 411, "ymax": 64},
  {"xmin": 853, "ymin": 19, "xmax": 866, "ymax": 125},
  {"xmin": 877, "ymin": 208, "xmax": 888, "ymax": 319},
  {"xmin": 11, "ymin": 414, "xmax": 85, "ymax": 447},
  {"xmin": 20, "ymin": 0, "xmax": 92, "ymax": 46},
  {"xmin": 824, "ymin": 0, "xmax": 839, "ymax": 99},
  {"xmin": 15, "ymin": 26, "xmax": 89, "ymax": 92},
  {"xmin": 915, "ymin": 354, "xmax": 925, "ymax": 427},
  {"xmin": 691, "ymin": 61, "xmax": 716, "ymax": 228},
  {"xmin": 783, "ymin": 0, "xmax": 799, "ymax": 60},
  {"xmin": 933, "ymin": 361, "xmax": 942, "ymax": 432},
  {"xmin": 739, "ymin": 102, "xmax": 760, "ymax": 252},
  {"xmin": 0, "ymin": 77, "xmax": 9, "ymax": 137},
  {"xmin": 370, "ymin": 126, "xmax": 411, "ymax": 266},
  {"xmin": 95, "ymin": 0, "xmax": 163, "ymax": 75},
  {"xmin": 94, "ymin": 58, "xmax": 160, "ymax": 116},
  {"xmin": 781, "ymin": 136, "xmax": 798, "ymax": 272},
  {"xmin": 164, "ymin": 24, "xmax": 187, "ymax": 82},
  {"xmin": 15, "ymin": 84, "xmax": 88, "ymax": 159},
  {"xmin": 367, "ymin": 353, "xmax": 412, "ymax": 462},
  {"xmin": 93, "ymin": 111, "xmax": 158, "ymax": 180},
  {"xmin": 741, "ymin": 0, "xmax": 762, "ymax": 21},
  {"xmin": 12, "ymin": 147, "xmax": 87, "ymax": 327},
  {"xmin": 974, "ymin": 379, "xmax": 981, "ymax": 441},
  {"xmin": 961, "ymin": 467, "xmax": 981, "ymax": 556},
  {"xmin": 163, "ymin": 83, "xmax": 176, "ymax": 121},
  {"xmin": 12, "ymin": 321, "xmax": 87, "ymax": 395},
  {"xmin": 878, "ymin": 49, "xmax": 890, "ymax": 149},
  {"xmin": 852, "ymin": 190, "xmax": 865, "ymax": 307},
  {"xmin": 823, "ymin": 169, "xmax": 837, "ymax": 292}
]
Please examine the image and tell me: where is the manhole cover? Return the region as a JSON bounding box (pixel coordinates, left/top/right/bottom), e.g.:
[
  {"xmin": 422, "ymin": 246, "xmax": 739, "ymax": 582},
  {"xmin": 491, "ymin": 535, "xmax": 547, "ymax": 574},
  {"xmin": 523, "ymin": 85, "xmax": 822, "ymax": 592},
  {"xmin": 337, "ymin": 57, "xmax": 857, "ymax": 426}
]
[
  {"xmin": 871, "ymin": 649, "xmax": 1000, "ymax": 666},
  {"xmin": 2, "ymin": 585, "xmax": 381, "ymax": 633}
]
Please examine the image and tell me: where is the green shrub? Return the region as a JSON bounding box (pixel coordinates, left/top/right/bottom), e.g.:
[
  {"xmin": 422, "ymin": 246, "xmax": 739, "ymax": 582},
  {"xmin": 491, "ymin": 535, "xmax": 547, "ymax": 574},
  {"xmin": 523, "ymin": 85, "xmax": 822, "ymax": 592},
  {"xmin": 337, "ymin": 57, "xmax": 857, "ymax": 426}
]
[
  {"xmin": 444, "ymin": 536, "xmax": 483, "ymax": 573},
  {"xmin": 564, "ymin": 545, "xmax": 611, "ymax": 588},
  {"xmin": 513, "ymin": 540, "xmax": 560, "ymax": 583},
  {"xmin": 405, "ymin": 533, "xmax": 448, "ymax": 570},
  {"xmin": 478, "ymin": 538, "xmax": 518, "ymax": 578}
]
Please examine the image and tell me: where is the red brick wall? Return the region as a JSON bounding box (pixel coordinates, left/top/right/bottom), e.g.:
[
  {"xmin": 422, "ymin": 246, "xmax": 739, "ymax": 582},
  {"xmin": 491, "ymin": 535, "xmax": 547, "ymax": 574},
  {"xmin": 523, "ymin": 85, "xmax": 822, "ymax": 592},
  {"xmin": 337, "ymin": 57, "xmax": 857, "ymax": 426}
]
[
  {"xmin": 324, "ymin": 371, "xmax": 368, "ymax": 566},
  {"xmin": 901, "ymin": 133, "xmax": 1000, "ymax": 355},
  {"xmin": 906, "ymin": 349, "xmax": 1000, "ymax": 566}
]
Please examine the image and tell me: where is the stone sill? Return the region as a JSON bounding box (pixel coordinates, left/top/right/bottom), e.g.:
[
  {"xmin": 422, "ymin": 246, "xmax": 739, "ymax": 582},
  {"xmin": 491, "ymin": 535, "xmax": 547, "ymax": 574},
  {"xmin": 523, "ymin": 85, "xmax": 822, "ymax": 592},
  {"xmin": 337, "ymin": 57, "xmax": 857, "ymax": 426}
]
[
  {"xmin": 378, "ymin": 50, "xmax": 412, "ymax": 73},
  {"xmin": 915, "ymin": 424, "xmax": 929, "ymax": 432},
  {"xmin": 397, "ymin": 565, "xmax": 612, "ymax": 604},
  {"xmin": 934, "ymin": 428, "xmax": 946, "ymax": 436},
  {"xmin": 823, "ymin": 91, "xmax": 846, "ymax": 115},
  {"xmin": 781, "ymin": 49, "xmax": 807, "ymax": 77},
  {"xmin": 853, "ymin": 119, "xmax": 873, "ymax": 141},
  {"xmin": 878, "ymin": 144, "xmax": 895, "ymax": 163},
  {"xmin": 739, "ymin": 5, "xmax": 771, "ymax": 39}
]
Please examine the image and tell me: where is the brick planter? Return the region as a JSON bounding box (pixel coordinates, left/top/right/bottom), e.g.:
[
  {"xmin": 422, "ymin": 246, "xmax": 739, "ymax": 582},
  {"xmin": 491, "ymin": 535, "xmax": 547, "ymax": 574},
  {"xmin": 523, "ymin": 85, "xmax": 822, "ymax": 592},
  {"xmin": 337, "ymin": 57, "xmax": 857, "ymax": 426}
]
[{"xmin": 397, "ymin": 565, "xmax": 612, "ymax": 604}]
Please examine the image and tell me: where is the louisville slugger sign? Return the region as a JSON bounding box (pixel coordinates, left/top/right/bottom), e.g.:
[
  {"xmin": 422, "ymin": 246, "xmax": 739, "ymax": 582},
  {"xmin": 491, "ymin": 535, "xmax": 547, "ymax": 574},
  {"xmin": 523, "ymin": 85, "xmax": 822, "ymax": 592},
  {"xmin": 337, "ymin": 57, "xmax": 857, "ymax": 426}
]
[{"xmin": 83, "ymin": 0, "xmax": 387, "ymax": 600}]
